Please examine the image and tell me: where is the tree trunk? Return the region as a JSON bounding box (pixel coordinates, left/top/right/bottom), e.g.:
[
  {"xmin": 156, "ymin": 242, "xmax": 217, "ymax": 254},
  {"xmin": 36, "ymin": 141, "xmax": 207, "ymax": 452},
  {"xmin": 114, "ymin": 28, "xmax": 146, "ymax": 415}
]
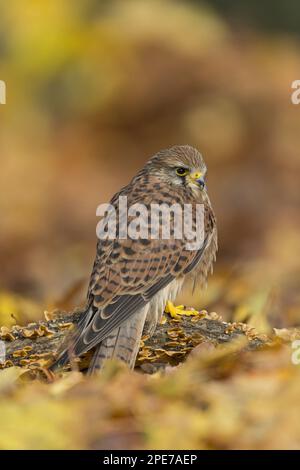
[{"xmin": 0, "ymin": 309, "xmax": 268, "ymax": 373}]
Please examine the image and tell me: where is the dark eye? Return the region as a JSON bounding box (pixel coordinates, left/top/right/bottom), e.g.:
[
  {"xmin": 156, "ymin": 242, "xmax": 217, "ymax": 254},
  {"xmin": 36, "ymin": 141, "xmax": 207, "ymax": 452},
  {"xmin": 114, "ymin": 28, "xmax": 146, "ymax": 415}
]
[{"xmin": 175, "ymin": 167, "xmax": 189, "ymax": 177}]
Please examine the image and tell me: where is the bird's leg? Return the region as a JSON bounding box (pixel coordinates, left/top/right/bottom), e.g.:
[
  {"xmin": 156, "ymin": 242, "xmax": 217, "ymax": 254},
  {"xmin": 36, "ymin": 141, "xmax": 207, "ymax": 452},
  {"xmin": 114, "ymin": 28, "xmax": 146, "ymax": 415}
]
[{"xmin": 165, "ymin": 300, "xmax": 199, "ymax": 320}]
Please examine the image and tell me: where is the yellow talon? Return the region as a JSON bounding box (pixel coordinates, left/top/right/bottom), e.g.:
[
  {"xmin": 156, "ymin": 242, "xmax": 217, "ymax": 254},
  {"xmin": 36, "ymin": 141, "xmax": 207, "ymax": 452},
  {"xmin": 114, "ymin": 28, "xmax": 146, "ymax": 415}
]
[{"xmin": 165, "ymin": 300, "xmax": 198, "ymax": 319}]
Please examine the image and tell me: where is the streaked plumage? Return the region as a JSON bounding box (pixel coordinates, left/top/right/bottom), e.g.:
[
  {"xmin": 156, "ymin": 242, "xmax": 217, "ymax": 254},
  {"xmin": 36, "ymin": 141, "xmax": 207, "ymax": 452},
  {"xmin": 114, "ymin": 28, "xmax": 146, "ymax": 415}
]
[{"xmin": 51, "ymin": 145, "xmax": 217, "ymax": 373}]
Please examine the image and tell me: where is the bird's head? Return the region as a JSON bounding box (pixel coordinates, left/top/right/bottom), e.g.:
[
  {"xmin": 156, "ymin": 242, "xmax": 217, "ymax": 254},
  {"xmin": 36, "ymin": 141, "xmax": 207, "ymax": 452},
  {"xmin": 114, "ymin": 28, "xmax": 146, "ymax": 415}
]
[{"xmin": 147, "ymin": 145, "xmax": 207, "ymax": 192}]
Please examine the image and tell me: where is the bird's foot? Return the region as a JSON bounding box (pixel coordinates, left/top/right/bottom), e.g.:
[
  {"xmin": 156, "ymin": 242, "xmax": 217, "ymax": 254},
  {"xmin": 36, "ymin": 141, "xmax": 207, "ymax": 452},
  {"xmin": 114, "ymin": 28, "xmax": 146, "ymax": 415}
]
[{"xmin": 165, "ymin": 301, "xmax": 198, "ymax": 320}]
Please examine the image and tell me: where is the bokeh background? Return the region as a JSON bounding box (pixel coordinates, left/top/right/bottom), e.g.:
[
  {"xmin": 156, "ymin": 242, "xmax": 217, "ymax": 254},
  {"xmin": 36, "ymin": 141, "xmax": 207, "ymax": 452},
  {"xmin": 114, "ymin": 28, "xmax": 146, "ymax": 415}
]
[
  {"xmin": 1, "ymin": 0, "xmax": 300, "ymax": 452},
  {"xmin": 0, "ymin": 0, "xmax": 300, "ymax": 332}
]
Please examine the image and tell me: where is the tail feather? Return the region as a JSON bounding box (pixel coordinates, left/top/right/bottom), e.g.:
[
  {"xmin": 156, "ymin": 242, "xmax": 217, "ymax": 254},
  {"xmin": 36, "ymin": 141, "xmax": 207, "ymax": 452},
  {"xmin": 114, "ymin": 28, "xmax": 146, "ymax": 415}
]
[
  {"xmin": 50, "ymin": 307, "xmax": 147, "ymax": 374},
  {"xmin": 49, "ymin": 306, "xmax": 94, "ymax": 372},
  {"xmin": 49, "ymin": 350, "xmax": 70, "ymax": 372},
  {"xmin": 88, "ymin": 309, "xmax": 147, "ymax": 374}
]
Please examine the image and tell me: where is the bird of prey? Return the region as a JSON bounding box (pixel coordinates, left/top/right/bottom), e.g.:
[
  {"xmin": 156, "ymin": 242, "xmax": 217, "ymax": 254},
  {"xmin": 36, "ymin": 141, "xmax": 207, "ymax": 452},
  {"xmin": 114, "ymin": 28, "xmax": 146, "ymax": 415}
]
[{"xmin": 51, "ymin": 145, "xmax": 217, "ymax": 374}]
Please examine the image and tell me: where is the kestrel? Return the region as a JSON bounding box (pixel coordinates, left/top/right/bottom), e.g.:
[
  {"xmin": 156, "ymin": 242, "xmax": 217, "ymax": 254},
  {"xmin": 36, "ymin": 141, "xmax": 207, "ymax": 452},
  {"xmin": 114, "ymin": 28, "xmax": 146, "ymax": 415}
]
[{"xmin": 51, "ymin": 145, "xmax": 217, "ymax": 374}]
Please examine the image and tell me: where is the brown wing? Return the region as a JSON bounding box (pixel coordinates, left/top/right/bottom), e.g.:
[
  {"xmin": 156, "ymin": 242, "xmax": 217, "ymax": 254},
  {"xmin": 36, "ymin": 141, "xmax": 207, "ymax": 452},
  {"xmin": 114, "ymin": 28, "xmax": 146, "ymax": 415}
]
[
  {"xmin": 72, "ymin": 235, "xmax": 210, "ymax": 356},
  {"xmin": 70, "ymin": 186, "xmax": 214, "ymax": 356}
]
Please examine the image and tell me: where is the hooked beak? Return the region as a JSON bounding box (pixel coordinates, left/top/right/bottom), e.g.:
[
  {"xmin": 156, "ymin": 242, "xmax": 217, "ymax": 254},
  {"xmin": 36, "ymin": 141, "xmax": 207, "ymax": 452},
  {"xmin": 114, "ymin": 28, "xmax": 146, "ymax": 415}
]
[{"xmin": 190, "ymin": 171, "xmax": 205, "ymax": 190}]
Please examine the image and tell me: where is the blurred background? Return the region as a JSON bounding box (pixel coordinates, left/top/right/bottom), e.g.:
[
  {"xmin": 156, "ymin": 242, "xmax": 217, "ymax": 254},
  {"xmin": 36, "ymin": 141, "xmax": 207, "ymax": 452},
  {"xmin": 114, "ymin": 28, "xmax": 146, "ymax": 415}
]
[{"xmin": 0, "ymin": 0, "xmax": 299, "ymax": 331}]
